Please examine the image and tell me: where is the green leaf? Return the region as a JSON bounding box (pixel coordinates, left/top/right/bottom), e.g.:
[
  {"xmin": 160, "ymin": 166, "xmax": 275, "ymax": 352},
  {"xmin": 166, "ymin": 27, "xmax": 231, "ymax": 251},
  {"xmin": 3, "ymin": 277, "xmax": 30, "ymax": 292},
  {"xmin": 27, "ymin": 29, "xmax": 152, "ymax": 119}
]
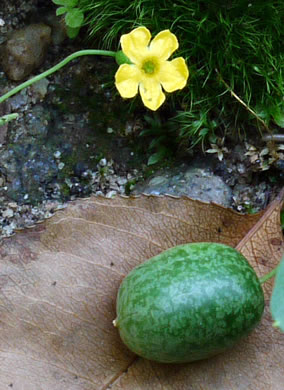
[
  {"xmin": 149, "ymin": 136, "xmax": 166, "ymax": 149},
  {"xmin": 147, "ymin": 153, "xmax": 162, "ymax": 166},
  {"xmin": 115, "ymin": 50, "xmax": 132, "ymax": 66},
  {"xmin": 271, "ymin": 255, "xmax": 284, "ymax": 332},
  {"xmin": 65, "ymin": 8, "xmax": 84, "ymax": 28},
  {"xmin": 52, "ymin": 0, "xmax": 65, "ymax": 5},
  {"xmin": 139, "ymin": 129, "xmax": 153, "ymax": 136},
  {"xmin": 66, "ymin": 25, "xmax": 80, "ymax": 39},
  {"xmin": 52, "ymin": 0, "xmax": 78, "ymax": 6},
  {"xmin": 65, "ymin": 0, "xmax": 78, "ymax": 7},
  {"xmin": 273, "ymin": 110, "xmax": 284, "ymax": 128},
  {"xmin": 255, "ymin": 104, "xmax": 271, "ymax": 121},
  {"xmin": 147, "ymin": 147, "xmax": 168, "ymax": 166},
  {"xmin": 56, "ymin": 6, "xmax": 67, "ymax": 16},
  {"xmin": 199, "ymin": 128, "xmax": 210, "ymax": 137}
]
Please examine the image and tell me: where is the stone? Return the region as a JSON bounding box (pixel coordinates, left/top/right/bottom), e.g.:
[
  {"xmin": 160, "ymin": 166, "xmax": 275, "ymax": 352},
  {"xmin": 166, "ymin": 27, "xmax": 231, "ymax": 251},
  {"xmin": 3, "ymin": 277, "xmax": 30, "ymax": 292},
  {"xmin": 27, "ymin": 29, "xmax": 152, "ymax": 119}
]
[
  {"xmin": 30, "ymin": 78, "xmax": 49, "ymax": 101},
  {"xmin": 2, "ymin": 208, "xmax": 14, "ymax": 218},
  {"xmin": 43, "ymin": 13, "xmax": 67, "ymax": 45},
  {"xmin": 0, "ymin": 23, "xmax": 51, "ymax": 81},
  {"xmin": 134, "ymin": 163, "xmax": 232, "ymax": 207},
  {"xmin": 0, "ymin": 101, "xmax": 9, "ymax": 144}
]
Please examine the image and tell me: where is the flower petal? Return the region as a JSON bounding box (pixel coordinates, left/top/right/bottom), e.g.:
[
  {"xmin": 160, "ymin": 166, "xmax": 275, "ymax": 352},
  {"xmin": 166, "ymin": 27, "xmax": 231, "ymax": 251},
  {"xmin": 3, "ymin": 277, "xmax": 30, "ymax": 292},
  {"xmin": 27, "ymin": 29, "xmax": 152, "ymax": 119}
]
[
  {"xmin": 139, "ymin": 78, "xmax": 165, "ymax": 111},
  {"xmin": 149, "ymin": 30, "xmax": 179, "ymax": 61},
  {"xmin": 159, "ymin": 57, "xmax": 189, "ymax": 92},
  {"xmin": 121, "ymin": 26, "xmax": 151, "ymax": 64},
  {"xmin": 115, "ymin": 64, "xmax": 141, "ymax": 98}
]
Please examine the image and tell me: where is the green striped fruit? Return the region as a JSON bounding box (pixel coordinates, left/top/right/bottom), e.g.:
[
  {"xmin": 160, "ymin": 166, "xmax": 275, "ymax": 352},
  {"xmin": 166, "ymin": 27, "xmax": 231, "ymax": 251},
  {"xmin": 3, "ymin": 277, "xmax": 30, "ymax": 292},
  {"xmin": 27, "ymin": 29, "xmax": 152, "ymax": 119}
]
[{"xmin": 114, "ymin": 242, "xmax": 264, "ymax": 363}]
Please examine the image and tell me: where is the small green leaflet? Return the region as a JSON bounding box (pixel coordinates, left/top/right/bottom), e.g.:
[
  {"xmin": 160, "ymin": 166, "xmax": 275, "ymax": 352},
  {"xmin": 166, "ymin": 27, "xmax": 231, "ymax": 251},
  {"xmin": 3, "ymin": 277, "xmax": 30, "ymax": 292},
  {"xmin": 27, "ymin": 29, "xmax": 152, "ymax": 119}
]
[
  {"xmin": 147, "ymin": 152, "xmax": 162, "ymax": 166},
  {"xmin": 147, "ymin": 147, "xmax": 168, "ymax": 166},
  {"xmin": 65, "ymin": 8, "xmax": 84, "ymax": 28},
  {"xmin": 271, "ymin": 254, "xmax": 284, "ymax": 332},
  {"xmin": 52, "ymin": 0, "xmax": 78, "ymax": 7},
  {"xmin": 56, "ymin": 7, "xmax": 67, "ymax": 16},
  {"xmin": 66, "ymin": 26, "xmax": 80, "ymax": 39},
  {"xmin": 273, "ymin": 110, "xmax": 284, "ymax": 128}
]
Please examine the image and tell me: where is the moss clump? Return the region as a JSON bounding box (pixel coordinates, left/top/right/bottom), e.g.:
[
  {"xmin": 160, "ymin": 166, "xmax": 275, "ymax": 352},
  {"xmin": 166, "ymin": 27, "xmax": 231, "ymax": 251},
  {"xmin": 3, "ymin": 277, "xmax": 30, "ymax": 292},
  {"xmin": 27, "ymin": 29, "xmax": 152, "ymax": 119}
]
[{"xmin": 77, "ymin": 0, "xmax": 284, "ymax": 147}]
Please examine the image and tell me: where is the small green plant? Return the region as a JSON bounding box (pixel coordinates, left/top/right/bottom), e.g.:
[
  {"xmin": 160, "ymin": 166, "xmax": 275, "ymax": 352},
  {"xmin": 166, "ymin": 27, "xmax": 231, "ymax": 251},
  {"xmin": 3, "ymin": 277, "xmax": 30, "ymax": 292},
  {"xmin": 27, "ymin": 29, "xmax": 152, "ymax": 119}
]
[
  {"xmin": 78, "ymin": 0, "xmax": 284, "ymax": 146},
  {"xmin": 52, "ymin": 0, "xmax": 84, "ymax": 38},
  {"xmin": 173, "ymin": 109, "xmax": 219, "ymax": 150},
  {"xmin": 140, "ymin": 114, "xmax": 176, "ymax": 166},
  {"xmin": 125, "ymin": 178, "xmax": 137, "ymax": 195}
]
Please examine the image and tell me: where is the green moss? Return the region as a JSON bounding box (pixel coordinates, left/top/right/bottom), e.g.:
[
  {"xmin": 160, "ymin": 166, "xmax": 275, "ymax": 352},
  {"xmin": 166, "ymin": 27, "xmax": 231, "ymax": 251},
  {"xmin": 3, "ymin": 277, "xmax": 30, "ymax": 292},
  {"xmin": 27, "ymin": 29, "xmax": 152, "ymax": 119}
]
[{"xmin": 77, "ymin": 0, "xmax": 284, "ymax": 147}]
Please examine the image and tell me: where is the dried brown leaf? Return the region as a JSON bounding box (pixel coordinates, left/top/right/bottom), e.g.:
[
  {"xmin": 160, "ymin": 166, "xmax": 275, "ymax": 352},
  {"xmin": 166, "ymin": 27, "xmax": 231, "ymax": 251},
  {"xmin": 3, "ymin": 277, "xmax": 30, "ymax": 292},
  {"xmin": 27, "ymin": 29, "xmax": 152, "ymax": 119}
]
[{"xmin": 0, "ymin": 193, "xmax": 283, "ymax": 389}]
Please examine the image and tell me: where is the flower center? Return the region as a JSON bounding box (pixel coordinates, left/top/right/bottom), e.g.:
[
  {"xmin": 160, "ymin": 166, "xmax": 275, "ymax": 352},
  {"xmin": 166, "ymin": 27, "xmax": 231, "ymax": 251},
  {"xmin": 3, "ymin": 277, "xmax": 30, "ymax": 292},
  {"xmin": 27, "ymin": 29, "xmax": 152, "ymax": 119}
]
[{"xmin": 142, "ymin": 59, "xmax": 158, "ymax": 75}]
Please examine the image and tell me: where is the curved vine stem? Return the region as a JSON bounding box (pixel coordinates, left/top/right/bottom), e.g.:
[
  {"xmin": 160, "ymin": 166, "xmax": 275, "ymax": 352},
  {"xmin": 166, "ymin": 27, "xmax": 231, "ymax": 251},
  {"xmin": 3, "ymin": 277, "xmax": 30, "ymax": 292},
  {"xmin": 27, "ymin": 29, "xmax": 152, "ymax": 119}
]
[{"xmin": 0, "ymin": 49, "xmax": 117, "ymax": 104}]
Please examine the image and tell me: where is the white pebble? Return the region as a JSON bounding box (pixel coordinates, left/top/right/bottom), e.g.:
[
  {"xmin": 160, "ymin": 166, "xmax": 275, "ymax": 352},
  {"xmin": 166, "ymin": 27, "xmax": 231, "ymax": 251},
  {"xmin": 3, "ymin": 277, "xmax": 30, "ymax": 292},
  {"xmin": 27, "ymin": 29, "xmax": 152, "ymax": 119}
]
[
  {"xmin": 106, "ymin": 190, "xmax": 117, "ymax": 198},
  {"xmin": 2, "ymin": 208, "xmax": 14, "ymax": 218},
  {"xmin": 99, "ymin": 158, "xmax": 107, "ymax": 167}
]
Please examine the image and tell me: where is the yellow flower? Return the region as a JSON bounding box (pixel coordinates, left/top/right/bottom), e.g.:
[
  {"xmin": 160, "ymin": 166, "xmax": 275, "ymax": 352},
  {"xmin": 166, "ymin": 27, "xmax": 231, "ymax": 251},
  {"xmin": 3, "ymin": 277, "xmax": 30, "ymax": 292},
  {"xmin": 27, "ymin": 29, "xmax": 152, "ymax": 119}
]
[{"xmin": 115, "ymin": 26, "xmax": 189, "ymax": 111}]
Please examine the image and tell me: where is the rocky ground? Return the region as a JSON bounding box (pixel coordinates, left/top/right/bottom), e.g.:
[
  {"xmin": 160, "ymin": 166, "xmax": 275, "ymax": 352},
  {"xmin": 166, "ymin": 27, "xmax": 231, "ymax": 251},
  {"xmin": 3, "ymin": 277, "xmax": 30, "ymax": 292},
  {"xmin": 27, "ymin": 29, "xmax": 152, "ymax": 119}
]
[{"xmin": 0, "ymin": 0, "xmax": 283, "ymax": 239}]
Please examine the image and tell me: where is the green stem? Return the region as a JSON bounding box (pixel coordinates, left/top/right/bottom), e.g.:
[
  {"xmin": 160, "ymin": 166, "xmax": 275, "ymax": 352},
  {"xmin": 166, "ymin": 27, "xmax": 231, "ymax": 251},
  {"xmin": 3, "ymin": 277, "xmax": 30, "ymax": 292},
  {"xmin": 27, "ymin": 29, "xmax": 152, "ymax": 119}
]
[
  {"xmin": 0, "ymin": 49, "xmax": 117, "ymax": 104},
  {"xmin": 259, "ymin": 265, "xmax": 279, "ymax": 285},
  {"xmin": 0, "ymin": 113, "xmax": 19, "ymax": 125}
]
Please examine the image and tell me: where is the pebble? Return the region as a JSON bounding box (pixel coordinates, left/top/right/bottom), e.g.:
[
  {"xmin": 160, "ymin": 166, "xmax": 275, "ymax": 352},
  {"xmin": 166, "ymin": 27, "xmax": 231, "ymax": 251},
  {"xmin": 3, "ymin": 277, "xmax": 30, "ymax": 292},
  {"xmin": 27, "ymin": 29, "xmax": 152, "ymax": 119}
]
[
  {"xmin": 2, "ymin": 208, "xmax": 14, "ymax": 218},
  {"xmin": 106, "ymin": 190, "xmax": 117, "ymax": 198},
  {"xmin": 8, "ymin": 202, "xmax": 18, "ymax": 208},
  {"xmin": 2, "ymin": 224, "xmax": 16, "ymax": 236}
]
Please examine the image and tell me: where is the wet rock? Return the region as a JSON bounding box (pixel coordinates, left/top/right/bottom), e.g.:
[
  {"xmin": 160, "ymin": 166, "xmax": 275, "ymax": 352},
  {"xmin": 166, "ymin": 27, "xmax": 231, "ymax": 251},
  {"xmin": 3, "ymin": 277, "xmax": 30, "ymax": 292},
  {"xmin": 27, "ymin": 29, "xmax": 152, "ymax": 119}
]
[
  {"xmin": 275, "ymin": 159, "xmax": 284, "ymax": 172},
  {"xmin": 24, "ymin": 105, "xmax": 50, "ymax": 137},
  {"xmin": 134, "ymin": 163, "xmax": 232, "ymax": 207},
  {"xmin": 1, "ymin": 143, "xmax": 58, "ymax": 203},
  {"xmin": 0, "ymin": 23, "xmax": 51, "ymax": 81},
  {"xmin": 0, "ymin": 101, "xmax": 9, "ymax": 144},
  {"xmin": 43, "ymin": 13, "xmax": 67, "ymax": 45},
  {"xmin": 0, "ymin": 105, "xmax": 58, "ymax": 203},
  {"xmin": 30, "ymin": 78, "xmax": 49, "ymax": 102},
  {"xmin": 8, "ymin": 90, "xmax": 29, "ymax": 110}
]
